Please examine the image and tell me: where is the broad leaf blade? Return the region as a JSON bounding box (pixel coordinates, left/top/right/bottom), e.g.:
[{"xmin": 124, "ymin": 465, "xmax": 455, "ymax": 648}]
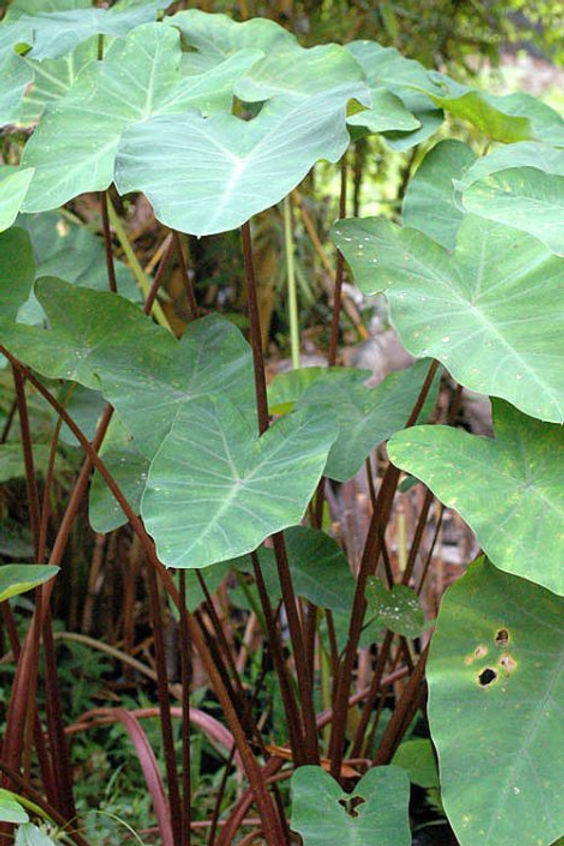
[
  {"xmin": 291, "ymin": 765, "xmax": 411, "ymax": 845},
  {"xmin": 0, "ymin": 228, "xmax": 35, "ymax": 321},
  {"xmin": 0, "ymin": 167, "xmax": 34, "ymax": 232},
  {"xmin": 141, "ymin": 399, "xmax": 337, "ymax": 568},
  {"xmin": 0, "ymin": 790, "xmax": 29, "ymax": 824},
  {"xmin": 428, "ymin": 557, "xmax": 564, "ymax": 846},
  {"xmin": 365, "ymin": 578, "xmax": 425, "ymax": 638},
  {"xmin": 332, "ymin": 214, "xmax": 564, "ymax": 423},
  {"xmin": 388, "ymin": 401, "xmax": 564, "ymax": 595}
]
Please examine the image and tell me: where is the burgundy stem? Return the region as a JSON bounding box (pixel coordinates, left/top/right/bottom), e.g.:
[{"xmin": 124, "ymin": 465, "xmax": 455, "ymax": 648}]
[{"xmin": 101, "ymin": 191, "xmax": 117, "ymax": 293}]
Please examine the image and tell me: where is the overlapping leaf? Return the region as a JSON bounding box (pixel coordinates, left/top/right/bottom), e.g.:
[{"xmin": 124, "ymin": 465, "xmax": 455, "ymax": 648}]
[
  {"xmin": 0, "ymin": 228, "xmax": 35, "ymax": 321},
  {"xmin": 388, "ymin": 401, "xmax": 564, "ymax": 595},
  {"xmin": 0, "ymin": 21, "xmax": 34, "ymax": 126},
  {"xmin": 402, "ymin": 140, "xmax": 477, "ymax": 249},
  {"xmin": 345, "ymin": 40, "xmax": 443, "ymax": 149},
  {"xmin": 0, "ymin": 564, "xmax": 59, "ymax": 602},
  {"xmin": 365, "ymin": 578, "xmax": 425, "ymax": 638},
  {"xmin": 454, "ymin": 143, "xmax": 564, "ymax": 255},
  {"xmin": 20, "ymin": 23, "xmax": 262, "ymax": 212},
  {"xmin": 291, "ymin": 765, "xmax": 411, "ymax": 846},
  {"xmin": 0, "ymin": 167, "xmax": 33, "ymax": 234},
  {"xmin": 234, "ymin": 526, "xmax": 356, "ymax": 612},
  {"xmin": 293, "ymin": 359, "xmax": 437, "ymax": 481},
  {"xmin": 114, "ymin": 81, "xmax": 368, "ymax": 236},
  {"xmin": 428, "ymin": 557, "xmax": 564, "ymax": 846},
  {"xmin": 332, "ymin": 214, "xmax": 564, "ymax": 423},
  {"xmin": 141, "ymin": 399, "xmax": 337, "ymax": 568},
  {"xmin": 10, "ymin": 0, "xmax": 169, "ymax": 60}
]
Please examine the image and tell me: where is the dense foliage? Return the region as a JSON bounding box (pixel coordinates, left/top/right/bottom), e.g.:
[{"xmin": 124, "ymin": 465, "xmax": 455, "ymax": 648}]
[{"xmin": 0, "ymin": 1, "xmax": 562, "ymax": 845}]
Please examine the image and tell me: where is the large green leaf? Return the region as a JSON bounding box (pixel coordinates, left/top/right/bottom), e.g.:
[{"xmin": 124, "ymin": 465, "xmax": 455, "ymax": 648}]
[
  {"xmin": 20, "ymin": 23, "xmax": 262, "ymax": 212},
  {"xmin": 14, "ymin": 0, "xmax": 169, "ymax": 60},
  {"xmin": 0, "ymin": 167, "xmax": 34, "ymax": 232},
  {"xmin": 388, "ymin": 401, "xmax": 564, "ymax": 595},
  {"xmin": 164, "ymin": 8, "xmax": 293, "ymax": 73},
  {"xmin": 0, "ymin": 564, "xmax": 59, "ymax": 602},
  {"xmin": 345, "ymin": 41, "xmax": 443, "ymax": 149},
  {"xmin": 0, "ymin": 21, "xmax": 34, "ymax": 125},
  {"xmin": 0, "ymin": 228, "xmax": 35, "ymax": 321},
  {"xmin": 114, "ymin": 81, "xmax": 367, "ymax": 236},
  {"xmin": 234, "ymin": 526, "xmax": 355, "ymax": 612},
  {"xmin": 454, "ymin": 142, "xmax": 564, "ymax": 193},
  {"xmin": 291, "ymin": 765, "xmax": 411, "ymax": 846},
  {"xmin": 141, "ymin": 399, "xmax": 337, "ymax": 568},
  {"xmin": 332, "ymin": 214, "xmax": 564, "ymax": 423},
  {"xmin": 5, "ymin": 0, "xmax": 89, "ymax": 19},
  {"xmin": 402, "ymin": 139, "xmax": 477, "ymax": 249},
  {"xmin": 428, "ymin": 557, "xmax": 564, "ymax": 846},
  {"xmin": 294, "ymin": 359, "xmax": 437, "ymax": 482}
]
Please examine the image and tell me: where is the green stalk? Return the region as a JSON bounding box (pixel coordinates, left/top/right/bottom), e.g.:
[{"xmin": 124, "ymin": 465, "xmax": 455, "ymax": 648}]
[
  {"xmin": 283, "ymin": 195, "xmax": 300, "ymax": 369},
  {"xmin": 106, "ymin": 198, "xmax": 172, "ymax": 332}
]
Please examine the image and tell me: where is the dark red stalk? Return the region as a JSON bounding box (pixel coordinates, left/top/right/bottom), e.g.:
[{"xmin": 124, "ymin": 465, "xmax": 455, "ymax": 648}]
[
  {"xmin": 101, "ymin": 191, "xmax": 117, "ymax": 293},
  {"xmin": 3, "ymin": 353, "xmax": 286, "ymax": 845},
  {"xmin": 146, "ymin": 562, "xmax": 183, "ymax": 846},
  {"xmin": 350, "ymin": 629, "xmax": 395, "ymax": 758},
  {"xmin": 178, "ymin": 571, "xmax": 191, "ymax": 846},
  {"xmin": 12, "ymin": 366, "xmax": 40, "ymax": 558},
  {"xmin": 241, "ymin": 221, "xmax": 319, "ymax": 765},
  {"xmin": 327, "ymin": 156, "xmax": 348, "ymax": 367},
  {"xmin": 328, "ymin": 359, "xmax": 439, "ymax": 778},
  {"xmin": 173, "ymin": 231, "xmax": 199, "ymax": 320},
  {"xmin": 144, "ymin": 235, "xmax": 175, "ymax": 316}
]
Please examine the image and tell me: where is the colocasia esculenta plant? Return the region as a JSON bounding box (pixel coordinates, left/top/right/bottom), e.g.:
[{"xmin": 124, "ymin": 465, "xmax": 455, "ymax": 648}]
[{"xmin": 0, "ymin": 2, "xmax": 562, "ymax": 845}]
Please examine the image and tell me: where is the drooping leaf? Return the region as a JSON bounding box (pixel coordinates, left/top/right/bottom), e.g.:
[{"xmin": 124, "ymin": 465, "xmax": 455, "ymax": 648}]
[
  {"xmin": 0, "ymin": 564, "xmax": 59, "ymax": 602},
  {"xmin": 481, "ymin": 90, "xmax": 564, "ymax": 147},
  {"xmin": 388, "ymin": 401, "xmax": 564, "ymax": 595},
  {"xmin": 332, "ymin": 214, "xmax": 564, "ymax": 423},
  {"xmin": 428, "ymin": 557, "xmax": 564, "ymax": 846},
  {"xmin": 391, "ymin": 739, "xmax": 439, "ymax": 789},
  {"xmin": 20, "ymin": 23, "xmax": 262, "ymax": 212},
  {"xmin": 345, "ymin": 40, "xmax": 443, "ymax": 149},
  {"xmin": 0, "ymin": 21, "xmax": 34, "ymax": 126},
  {"xmin": 402, "ymin": 140, "xmax": 477, "ymax": 249},
  {"xmin": 365, "ymin": 578, "xmax": 425, "ymax": 638},
  {"xmin": 0, "ymin": 789, "xmax": 29, "ymax": 824},
  {"xmin": 115, "ymin": 81, "xmax": 368, "ymax": 236},
  {"xmin": 234, "ymin": 526, "xmax": 356, "ymax": 612},
  {"xmin": 141, "ymin": 399, "xmax": 337, "ymax": 568},
  {"xmin": 0, "ymin": 167, "xmax": 34, "ymax": 232},
  {"xmin": 291, "ymin": 765, "xmax": 411, "ymax": 846},
  {"xmin": 454, "ymin": 142, "xmax": 564, "ymax": 193},
  {"xmin": 165, "ymin": 8, "xmax": 293, "ymax": 73},
  {"xmin": 0, "ymin": 228, "xmax": 35, "ymax": 321},
  {"xmin": 13, "ymin": 0, "xmax": 169, "ymax": 60},
  {"xmin": 15, "ymin": 823, "xmax": 57, "ymax": 846}
]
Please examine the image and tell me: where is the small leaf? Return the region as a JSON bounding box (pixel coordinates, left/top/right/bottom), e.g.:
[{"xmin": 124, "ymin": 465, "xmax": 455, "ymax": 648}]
[
  {"xmin": 0, "ymin": 228, "xmax": 35, "ymax": 321},
  {"xmin": 392, "ymin": 739, "xmax": 439, "ymax": 789},
  {"xmin": 365, "ymin": 578, "xmax": 425, "ymax": 638},
  {"xmin": 15, "ymin": 823, "xmax": 57, "ymax": 846},
  {"xmin": 0, "ymin": 564, "xmax": 59, "ymax": 602},
  {"xmin": 388, "ymin": 400, "xmax": 564, "ymax": 595},
  {"xmin": 141, "ymin": 399, "xmax": 337, "ymax": 568},
  {"xmin": 428, "ymin": 557, "xmax": 564, "ymax": 846},
  {"xmin": 291, "ymin": 765, "xmax": 411, "ymax": 846},
  {"xmin": 0, "ymin": 789, "xmax": 29, "ymax": 824}
]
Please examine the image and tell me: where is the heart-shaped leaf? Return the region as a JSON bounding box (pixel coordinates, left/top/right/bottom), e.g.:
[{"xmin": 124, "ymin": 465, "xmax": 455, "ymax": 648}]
[
  {"xmin": 428, "ymin": 557, "xmax": 564, "ymax": 846},
  {"xmin": 20, "ymin": 23, "xmax": 262, "ymax": 212},
  {"xmin": 402, "ymin": 139, "xmax": 477, "ymax": 249},
  {"xmin": 0, "ymin": 228, "xmax": 35, "ymax": 321},
  {"xmin": 234, "ymin": 526, "xmax": 356, "ymax": 612},
  {"xmin": 388, "ymin": 401, "xmax": 564, "ymax": 595},
  {"xmin": 345, "ymin": 40, "xmax": 443, "ymax": 149},
  {"xmin": 294, "ymin": 359, "xmax": 438, "ymax": 482},
  {"xmin": 365, "ymin": 578, "xmax": 425, "ymax": 638},
  {"xmin": 0, "ymin": 564, "xmax": 59, "ymax": 602},
  {"xmin": 291, "ymin": 765, "xmax": 411, "ymax": 846},
  {"xmin": 0, "ymin": 21, "xmax": 34, "ymax": 126},
  {"xmin": 115, "ymin": 81, "xmax": 367, "ymax": 236},
  {"xmin": 141, "ymin": 399, "xmax": 337, "ymax": 568},
  {"xmin": 332, "ymin": 214, "xmax": 564, "ymax": 423},
  {"xmin": 0, "ymin": 167, "xmax": 34, "ymax": 232}
]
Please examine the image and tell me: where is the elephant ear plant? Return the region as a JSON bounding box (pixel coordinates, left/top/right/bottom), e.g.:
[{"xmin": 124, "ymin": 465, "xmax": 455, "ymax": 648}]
[{"xmin": 0, "ymin": 2, "xmax": 563, "ymax": 845}]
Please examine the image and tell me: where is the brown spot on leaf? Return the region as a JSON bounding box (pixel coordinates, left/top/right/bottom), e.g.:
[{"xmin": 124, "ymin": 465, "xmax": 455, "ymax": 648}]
[
  {"xmin": 495, "ymin": 628, "xmax": 510, "ymax": 647},
  {"xmin": 499, "ymin": 653, "xmax": 517, "ymax": 673},
  {"xmin": 465, "ymin": 644, "xmax": 488, "ymax": 665}
]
